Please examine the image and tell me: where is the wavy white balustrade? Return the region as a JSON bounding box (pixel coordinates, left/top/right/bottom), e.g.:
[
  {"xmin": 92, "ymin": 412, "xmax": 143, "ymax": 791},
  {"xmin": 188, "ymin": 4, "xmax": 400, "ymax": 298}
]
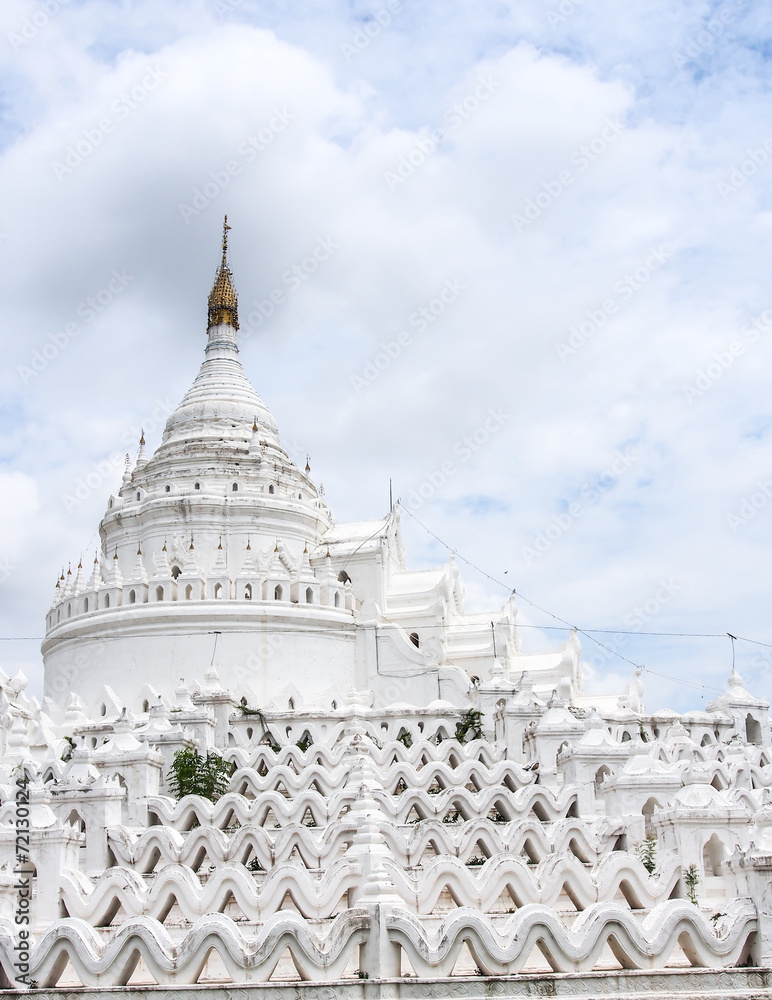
[
  {"xmin": 384, "ymin": 852, "xmax": 682, "ymax": 913},
  {"xmin": 59, "ymin": 859, "xmax": 361, "ymax": 924},
  {"xmin": 107, "ymin": 819, "xmax": 359, "ymax": 872},
  {"xmin": 0, "ymin": 910, "xmax": 370, "ymax": 986},
  {"xmin": 387, "ymin": 900, "xmax": 757, "ymax": 976}
]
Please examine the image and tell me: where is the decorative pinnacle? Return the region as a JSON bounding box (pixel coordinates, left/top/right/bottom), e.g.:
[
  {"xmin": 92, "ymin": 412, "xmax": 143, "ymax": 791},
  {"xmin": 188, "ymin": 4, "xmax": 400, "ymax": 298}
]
[{"xmin": 207, "ymin": 215, "xmax": 239, "ymax": 330}]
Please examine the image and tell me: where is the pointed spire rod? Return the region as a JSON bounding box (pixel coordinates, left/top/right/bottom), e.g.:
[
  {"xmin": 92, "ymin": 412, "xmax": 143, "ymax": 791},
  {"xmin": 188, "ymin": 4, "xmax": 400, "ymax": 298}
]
[{"xmin": 222, "ymin": 215, "xmax": 231, "ymax": 261}]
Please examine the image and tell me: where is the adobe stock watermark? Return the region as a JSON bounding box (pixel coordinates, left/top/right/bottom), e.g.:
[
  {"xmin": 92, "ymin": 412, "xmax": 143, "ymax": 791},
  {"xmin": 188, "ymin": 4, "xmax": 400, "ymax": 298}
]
[
  {"xmin": 12, "ymin": 772, "xmax": 34, "ymax": 988},
  {"xmin": 726, "ymin": 478, "xmax": 772, "ymax": 532},
  {"xmin": 340, "ymin": 0, "xmax": 402, "ymax": 61},
  {"xmin": 241, "ymin": 236, "xmax": 339, "ymax": 336},
  {"xmin": 672, "ymin": 0, "xmax": 749, "ymax": 71},
  {"xmin": 682, "ymin": 305, "xmax": 771, "ymax": 403},
  {"xmin": 555, "ymin": 245, "xmax": 673, "ymax": 360},
  {"xmin": 521, "ymin": 446, "xmax": 638, "ymax": 566},
  {"xmin": 7, "ymin": 0, "xmax": 69, "ymax": 50},
  {"xmin": 583, "ymin": 579, "xmax": 682, "ymax": 672},
  {"xmin": 384, "ymin": 76, "xmax": 501, "ymax": 191},
  {"xmin": 61, "ymin": 398, "xmax": 176, "ymax": 512},
  {"xmin": 716, "ymin": 139, "xmax": 772, "ymax": 201},
  {"xmin": 63, "ymin": 453, "xmax": 127, "ymax": 514},
  {"xmin": 545, "ymin": 0, "xmax": 587, "ymax": 27},
  {"xmin": 401, "ymin": 408, "xmax": 510, "ymax": 512},
  {"xmin": 178, "ymin": 109, "xmax": 295, "ymax": 222},
  {"xmin": 17, "ymin": 268, "xmax": 134, "ymax": 384},
  {"xmin": 510, "ymin": 118, "xmax": 626, "ymax": 234},
  {"xmin": 47, "ymin": 642, "xmax": 107, "ymax": 700},
  {"xmin": 212, "ymin": 0, "xmax": 243, "ymax": 17},
  {"xmin": 350, "ymin": 278, "xmax": 466, "ymax": 393},
  {"xmin": 52, "ymin": 66, "xmax": 169, "ymax": 180}
]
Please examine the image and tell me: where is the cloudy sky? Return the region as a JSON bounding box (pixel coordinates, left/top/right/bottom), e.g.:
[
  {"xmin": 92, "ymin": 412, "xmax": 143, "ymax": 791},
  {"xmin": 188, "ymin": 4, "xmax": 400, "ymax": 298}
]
[{"xmin": 1, "ymin": 0, "xmax": 771, "ymax": 713}]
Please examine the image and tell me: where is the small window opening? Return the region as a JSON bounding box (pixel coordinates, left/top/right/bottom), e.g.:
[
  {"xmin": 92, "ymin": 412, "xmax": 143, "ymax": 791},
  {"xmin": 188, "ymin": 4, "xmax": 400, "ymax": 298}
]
[
  {"xmin": 232, "ymin": 483, "xmax": 238, "ymax": 492},
  {"xmin": 165, "ymin": 485, "xmax": 171, "ymax": 493},
  {"xmin": 747, "ymin": 714, "xmax": 762, "ymax": 745},
  {"xmin": 194, "ymin": 482, "xmax": 200, "ymax": 490},
  {"xmin": 274, "ymin": 584, "xmax": 283, "ymax": 601},
  {"xmin": 129, "ymin": 590, "xmax": 136, "ymax": 604},
  {"xmin": 268, "ymin": 484, "xmax": 275, "ymax": 494},
  {"xmin": 156, "ymin": 586, "xmax": 164, "ymax": 601},
  {"xmin": 305, "ymin": 587, "xmax": 313, "ymax": 604},
  {"xmin": 244, "ymin": 583, "xmax": 252, "ymax": 600},
  {"xmin": 410, "ymin": 632, "xmax": 420, "ymax": 648},
  {"xmin": 136, "ymin": 491, "xmax": 140, "ymax": 501}
]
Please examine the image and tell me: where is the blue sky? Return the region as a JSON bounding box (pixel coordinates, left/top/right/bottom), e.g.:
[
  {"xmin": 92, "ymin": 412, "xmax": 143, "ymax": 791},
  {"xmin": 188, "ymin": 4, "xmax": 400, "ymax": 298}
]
[{"xmin": 1, "ymin": 0, "xmax": 772, "ymax": 712}]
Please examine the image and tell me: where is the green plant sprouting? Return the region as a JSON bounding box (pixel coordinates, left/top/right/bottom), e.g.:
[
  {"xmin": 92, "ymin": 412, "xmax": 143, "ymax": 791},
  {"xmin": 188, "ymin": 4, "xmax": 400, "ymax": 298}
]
[
  {"xmin": 455, "ymin": 708, "xmax": 484, "ymax": 743},
  {"xmin": 167, "ymin": 747, "xmax": 235, "ymax": 802},
  {"xmin": 684, "ymin": 863, "xmax": 700, "ymax": 905},
  {"xmin": 633, "ymin": 834, "xmax": 658, "ymax": 875}
]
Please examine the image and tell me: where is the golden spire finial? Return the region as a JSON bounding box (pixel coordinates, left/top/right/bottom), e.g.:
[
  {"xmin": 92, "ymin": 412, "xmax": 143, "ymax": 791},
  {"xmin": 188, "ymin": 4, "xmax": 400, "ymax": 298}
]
[
  {"xmin": 208, "ymin": 216, "xmax": 239, "ymax": 330},
  {"xmin": 222, "ymin": 215, "xmax": 231, "ymax": 259}
]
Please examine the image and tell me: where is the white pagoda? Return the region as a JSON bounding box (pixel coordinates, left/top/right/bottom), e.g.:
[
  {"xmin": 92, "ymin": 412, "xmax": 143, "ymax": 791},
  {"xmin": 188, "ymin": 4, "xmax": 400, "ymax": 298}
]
[{"xmin": 0, "ymin": 222, "xmax": 771, "ymax": 997}]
